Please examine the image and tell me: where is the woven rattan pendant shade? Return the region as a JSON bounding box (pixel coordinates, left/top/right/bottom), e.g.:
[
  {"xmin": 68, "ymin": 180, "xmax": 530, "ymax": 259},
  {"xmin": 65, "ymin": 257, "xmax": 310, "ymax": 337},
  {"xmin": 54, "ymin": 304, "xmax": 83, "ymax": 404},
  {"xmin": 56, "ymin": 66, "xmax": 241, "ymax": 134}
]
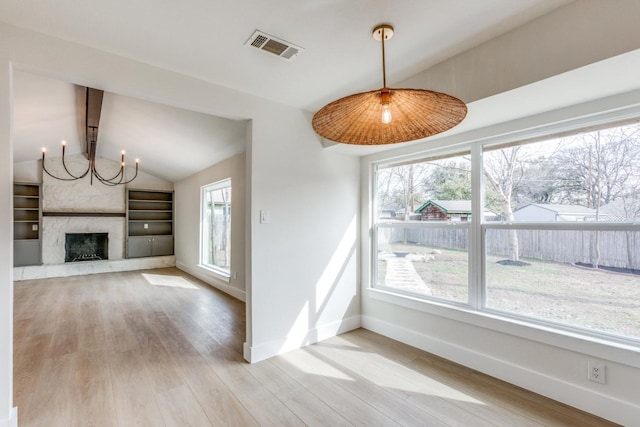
[
  {"xmin": 312, "ymin": 88, "xmax": 467, "ymax": 145},
  {"xmin": 312, "ymin": 24, "xmax": 467, "ymax": 145}
]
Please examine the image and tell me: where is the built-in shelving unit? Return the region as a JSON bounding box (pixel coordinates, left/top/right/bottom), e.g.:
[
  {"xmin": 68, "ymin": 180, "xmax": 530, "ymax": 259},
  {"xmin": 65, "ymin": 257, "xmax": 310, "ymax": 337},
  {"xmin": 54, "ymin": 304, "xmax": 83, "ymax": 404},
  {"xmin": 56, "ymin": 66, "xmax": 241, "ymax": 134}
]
[
  {"xmin": 13, "ymin": 183, "xmax": 41, "ymax": 266},
  {"xmin": 126, "ymin": 190, "xmax": 174, "ymax": 258}
]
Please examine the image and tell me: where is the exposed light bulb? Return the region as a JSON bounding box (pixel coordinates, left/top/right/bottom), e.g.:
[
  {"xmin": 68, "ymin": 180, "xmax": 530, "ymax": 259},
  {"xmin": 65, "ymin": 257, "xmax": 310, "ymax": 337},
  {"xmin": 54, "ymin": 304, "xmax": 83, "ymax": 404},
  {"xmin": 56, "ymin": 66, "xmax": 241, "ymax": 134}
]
[
  {"xmin": 381, "ymin": 104, "xmax": 392, "ymax": 124},
  {"xmin": 380, "ymin": 89, "xmax": 392, "ymax": 124}
]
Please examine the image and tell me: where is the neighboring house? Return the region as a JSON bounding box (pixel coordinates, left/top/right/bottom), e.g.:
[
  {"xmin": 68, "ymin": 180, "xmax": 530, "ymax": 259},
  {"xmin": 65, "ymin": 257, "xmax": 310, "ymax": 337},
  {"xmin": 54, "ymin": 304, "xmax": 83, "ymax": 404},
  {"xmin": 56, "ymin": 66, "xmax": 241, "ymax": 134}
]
[
  {"xmin": 415, "ymin": 200, "xmax": 472, "ymax": 221},
  {"xmin": 378, "ymin": 203, "xmax": 401, "ymax": 219},
  {"xmin": 513, "ymin": 203, "xmax": 608, "ymax": 221}
]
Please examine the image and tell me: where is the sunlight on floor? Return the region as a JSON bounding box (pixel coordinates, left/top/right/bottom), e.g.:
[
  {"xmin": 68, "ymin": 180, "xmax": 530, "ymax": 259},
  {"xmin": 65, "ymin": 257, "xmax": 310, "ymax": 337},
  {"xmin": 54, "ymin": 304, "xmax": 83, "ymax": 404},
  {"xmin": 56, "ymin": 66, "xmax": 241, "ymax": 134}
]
[
  {"xmin": 282, "ymin": 347, "xmax": 355, "ymax": 381},
  {"xmin": 141, "ymin": 273, "xmax": 199, "ymax": 289},
  {"xmin": 315, "ymin": 335, "xmax": 486, "ymax": 405}
]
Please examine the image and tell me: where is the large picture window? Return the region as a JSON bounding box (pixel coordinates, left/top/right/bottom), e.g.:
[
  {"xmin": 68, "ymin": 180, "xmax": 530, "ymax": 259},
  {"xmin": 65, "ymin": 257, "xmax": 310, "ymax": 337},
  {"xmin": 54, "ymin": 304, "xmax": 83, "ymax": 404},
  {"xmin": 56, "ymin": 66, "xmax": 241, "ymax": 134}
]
[
  {"xmin": 375, "ymin": 151, "xmax": 471, "ymax": 304},
  {"xmin": 201, "ymin": 178, "xmax": 232, "ymax": 274},
  {"xmin": 372, "ymin": 121, "xmax": 640, "ymax": 344}
]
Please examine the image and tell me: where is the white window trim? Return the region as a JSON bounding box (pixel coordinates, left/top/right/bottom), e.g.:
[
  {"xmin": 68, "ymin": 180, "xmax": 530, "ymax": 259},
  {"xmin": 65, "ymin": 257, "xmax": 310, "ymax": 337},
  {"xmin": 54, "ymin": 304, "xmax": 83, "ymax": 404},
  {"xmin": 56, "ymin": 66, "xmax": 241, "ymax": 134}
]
[
  {"xmin": 365, "ymin": 102, "xmax": 640, "ymax": 367},
  {"xmin": 200, "ymin": 178, "xmax": 232, "ymax": 277},
  {"xmin": 197, "ymin": 263, "xmax": 231, "ymax": 282}
]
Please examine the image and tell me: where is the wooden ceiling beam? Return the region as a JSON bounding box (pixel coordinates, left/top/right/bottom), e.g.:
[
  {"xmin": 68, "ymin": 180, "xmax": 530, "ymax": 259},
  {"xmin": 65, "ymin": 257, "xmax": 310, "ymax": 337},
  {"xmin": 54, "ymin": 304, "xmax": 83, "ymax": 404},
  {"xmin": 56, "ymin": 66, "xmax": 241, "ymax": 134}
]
[{"xmin": 85, "ymin": 87, "xmax": 104, "ymax": 157}]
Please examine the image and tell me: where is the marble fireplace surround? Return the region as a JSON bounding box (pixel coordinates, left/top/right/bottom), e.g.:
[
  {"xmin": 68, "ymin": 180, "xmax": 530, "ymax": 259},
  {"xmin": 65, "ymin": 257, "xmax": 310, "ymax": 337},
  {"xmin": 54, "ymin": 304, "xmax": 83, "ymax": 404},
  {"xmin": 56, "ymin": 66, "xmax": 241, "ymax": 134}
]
[{"xmin": 42, "ymin": 215, "xmax": 125, "ymax": 265}]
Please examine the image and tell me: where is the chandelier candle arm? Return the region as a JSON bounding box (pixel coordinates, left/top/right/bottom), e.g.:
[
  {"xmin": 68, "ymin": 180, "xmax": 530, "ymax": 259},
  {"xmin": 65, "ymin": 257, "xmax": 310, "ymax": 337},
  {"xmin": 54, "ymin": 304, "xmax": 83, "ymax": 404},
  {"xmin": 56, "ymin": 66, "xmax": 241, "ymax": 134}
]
[
  {"xmin": 42, "ymin": 144, "xmax": 90, "ymax": 181},
  {"xmin": 61, "ymin": 140, "xmax": 91, "ymax": 179}
]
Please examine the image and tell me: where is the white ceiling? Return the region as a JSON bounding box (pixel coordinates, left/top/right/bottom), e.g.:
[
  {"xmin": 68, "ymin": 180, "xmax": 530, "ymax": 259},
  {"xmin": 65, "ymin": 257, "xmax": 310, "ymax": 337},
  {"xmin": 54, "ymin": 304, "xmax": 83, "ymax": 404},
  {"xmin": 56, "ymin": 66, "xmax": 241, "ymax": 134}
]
[{"xmin": 2, "ymin": 0, "xmax": 573, "ymax": 182}]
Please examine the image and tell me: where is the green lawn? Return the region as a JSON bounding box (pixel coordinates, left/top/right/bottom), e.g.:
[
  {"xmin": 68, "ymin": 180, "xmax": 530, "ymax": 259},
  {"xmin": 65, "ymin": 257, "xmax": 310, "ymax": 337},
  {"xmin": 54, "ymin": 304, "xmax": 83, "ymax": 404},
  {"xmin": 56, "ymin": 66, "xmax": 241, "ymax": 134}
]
[{"xmin": 377, "ymin": 243, "xmax": 640, "ymax": 341}]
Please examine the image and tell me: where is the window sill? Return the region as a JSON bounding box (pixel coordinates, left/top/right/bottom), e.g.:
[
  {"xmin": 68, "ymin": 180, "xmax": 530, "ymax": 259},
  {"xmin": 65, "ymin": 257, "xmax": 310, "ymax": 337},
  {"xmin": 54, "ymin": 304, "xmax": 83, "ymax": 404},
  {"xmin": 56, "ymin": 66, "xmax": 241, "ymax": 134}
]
[
  {"xmin": 197, "ymin": 264, "xmax": 231, "ymax": 283},
  {"xmin": 366, "ymin": 287, "xmax": 640, "ymax": 369}
]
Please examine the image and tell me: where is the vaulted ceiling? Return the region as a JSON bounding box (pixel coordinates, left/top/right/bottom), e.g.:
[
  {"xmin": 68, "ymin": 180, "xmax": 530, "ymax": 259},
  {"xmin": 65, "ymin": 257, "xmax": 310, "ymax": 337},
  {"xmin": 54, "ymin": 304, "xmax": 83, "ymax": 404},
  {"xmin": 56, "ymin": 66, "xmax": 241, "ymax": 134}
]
[{"xmin": 2, "ymin": 0, "xmax": 575, "ymax": 182}]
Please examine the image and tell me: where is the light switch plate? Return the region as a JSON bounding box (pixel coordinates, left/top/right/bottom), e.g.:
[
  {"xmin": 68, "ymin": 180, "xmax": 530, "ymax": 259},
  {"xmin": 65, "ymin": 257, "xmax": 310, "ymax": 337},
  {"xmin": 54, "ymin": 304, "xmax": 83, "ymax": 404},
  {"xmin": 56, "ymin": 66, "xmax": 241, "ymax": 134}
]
[{"xmin": 260, "ymin": 210, "xmax": 270, "ymax": 224}]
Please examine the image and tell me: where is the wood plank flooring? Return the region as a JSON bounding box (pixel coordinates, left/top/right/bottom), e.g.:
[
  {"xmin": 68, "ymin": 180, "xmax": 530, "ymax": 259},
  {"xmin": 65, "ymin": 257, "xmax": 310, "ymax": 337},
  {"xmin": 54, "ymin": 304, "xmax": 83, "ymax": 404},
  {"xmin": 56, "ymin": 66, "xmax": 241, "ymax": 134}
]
[{"xmin": 13, "ymin": 267, "xmax": 616, "ymax": 426}]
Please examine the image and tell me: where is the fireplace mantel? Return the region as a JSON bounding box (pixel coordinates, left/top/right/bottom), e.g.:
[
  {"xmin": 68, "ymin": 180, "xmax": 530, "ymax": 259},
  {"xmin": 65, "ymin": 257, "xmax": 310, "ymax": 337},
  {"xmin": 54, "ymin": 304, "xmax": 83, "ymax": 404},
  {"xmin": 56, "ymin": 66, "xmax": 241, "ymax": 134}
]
[{"xmin": 43, "ymin": 212, "xmax": 126, "ymax": 217}]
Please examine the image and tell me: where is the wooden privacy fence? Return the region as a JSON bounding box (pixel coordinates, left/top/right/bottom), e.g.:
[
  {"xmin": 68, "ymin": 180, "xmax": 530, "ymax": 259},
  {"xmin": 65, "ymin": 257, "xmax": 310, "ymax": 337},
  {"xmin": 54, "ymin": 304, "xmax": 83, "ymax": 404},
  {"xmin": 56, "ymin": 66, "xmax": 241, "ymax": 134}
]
[{"xmin": 382, "ymin": 226, "xmax": 640, "ymax": 270}]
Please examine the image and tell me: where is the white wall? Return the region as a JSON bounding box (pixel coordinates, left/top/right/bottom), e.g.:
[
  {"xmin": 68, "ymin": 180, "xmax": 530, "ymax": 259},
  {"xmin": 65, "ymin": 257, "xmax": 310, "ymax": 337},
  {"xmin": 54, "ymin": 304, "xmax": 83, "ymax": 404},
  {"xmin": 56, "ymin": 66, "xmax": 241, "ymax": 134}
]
[
  {"xmin": 174, "ymin": 152, "xmax": 247, "ymax": 301},
  {"xmin": 0, "ymin": 55, "xmax": 16, "ymax": 427},
  {"xmin": 246, "ymin": 107, "xmax": 361, "ymax": 362}
]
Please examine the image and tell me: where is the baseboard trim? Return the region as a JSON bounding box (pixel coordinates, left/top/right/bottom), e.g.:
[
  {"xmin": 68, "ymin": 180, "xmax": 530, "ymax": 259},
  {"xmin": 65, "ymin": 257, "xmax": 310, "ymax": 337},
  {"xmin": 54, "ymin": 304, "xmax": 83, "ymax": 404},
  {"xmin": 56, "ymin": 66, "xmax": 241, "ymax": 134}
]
[
  {"xmin": 361, "ymin": 315, "xmax": 638, "ymax": 426},
  {"xmin": 176, "ymin": 262, "xmax": 246, "ymax": 302},
  {"xmin": 0, "ymin": 407, "xmax": 17, "ymax": 427},
  {"xmin": 243, "ymin": 341, "xmax": 252, "ymax": 362},
  {"xmin": 245, "ymin": 315, "xmax": 361, "ymax": 364}
]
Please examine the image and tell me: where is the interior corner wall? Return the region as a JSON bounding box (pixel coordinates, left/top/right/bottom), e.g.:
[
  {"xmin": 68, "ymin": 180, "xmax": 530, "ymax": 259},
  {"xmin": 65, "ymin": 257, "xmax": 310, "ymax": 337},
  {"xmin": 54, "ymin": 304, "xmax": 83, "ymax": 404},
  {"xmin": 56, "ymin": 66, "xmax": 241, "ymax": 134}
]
[
  {"xmin": 245, "ymin": 106, "xmax": 361, "ymax": 363},
  {"xmin": 174, "ymin": 152, "xmax": 247, "ymax": 301},
  {"xmin": 0, "ymin": 58, "xmax": 16, "ymax": 427}
]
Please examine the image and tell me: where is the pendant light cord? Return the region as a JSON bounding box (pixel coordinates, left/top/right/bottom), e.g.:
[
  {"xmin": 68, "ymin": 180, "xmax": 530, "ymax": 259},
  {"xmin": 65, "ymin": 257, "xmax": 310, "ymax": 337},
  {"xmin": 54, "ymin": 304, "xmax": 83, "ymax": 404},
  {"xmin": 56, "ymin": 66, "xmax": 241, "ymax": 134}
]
[{"xmin": 381, "ymin": 27, "xmax": 387, "ymax": 88}]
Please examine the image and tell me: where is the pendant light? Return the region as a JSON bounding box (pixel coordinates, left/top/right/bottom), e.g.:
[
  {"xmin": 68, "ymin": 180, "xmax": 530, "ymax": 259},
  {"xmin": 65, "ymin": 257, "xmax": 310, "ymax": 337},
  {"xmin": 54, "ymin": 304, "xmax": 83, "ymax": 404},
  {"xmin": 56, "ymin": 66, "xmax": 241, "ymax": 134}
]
[{"xmin": 312, "ymin": 24, "xmax": 467, "ymax": 145}]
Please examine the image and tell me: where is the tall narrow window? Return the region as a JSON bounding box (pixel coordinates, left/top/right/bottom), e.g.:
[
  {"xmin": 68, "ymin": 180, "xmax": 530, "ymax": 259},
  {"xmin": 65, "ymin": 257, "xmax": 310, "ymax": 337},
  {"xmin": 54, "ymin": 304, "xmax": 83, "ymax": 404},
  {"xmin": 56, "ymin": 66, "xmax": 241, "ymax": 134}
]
[{"xmin": 201, "ymin": 178, "xmax": 232, "ymax": 274}]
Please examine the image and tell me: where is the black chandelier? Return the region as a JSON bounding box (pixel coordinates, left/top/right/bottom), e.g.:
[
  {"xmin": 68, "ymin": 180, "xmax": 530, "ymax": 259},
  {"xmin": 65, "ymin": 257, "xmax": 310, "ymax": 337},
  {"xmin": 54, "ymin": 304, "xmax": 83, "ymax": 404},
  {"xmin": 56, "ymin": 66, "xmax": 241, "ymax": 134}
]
[
  {"xmin": 41, "ymin": 87, "xmax": 139, "ymax": 186},
  {"xmin": 42, "ymin": 126, "xmax": 139, "ymax": 186}
]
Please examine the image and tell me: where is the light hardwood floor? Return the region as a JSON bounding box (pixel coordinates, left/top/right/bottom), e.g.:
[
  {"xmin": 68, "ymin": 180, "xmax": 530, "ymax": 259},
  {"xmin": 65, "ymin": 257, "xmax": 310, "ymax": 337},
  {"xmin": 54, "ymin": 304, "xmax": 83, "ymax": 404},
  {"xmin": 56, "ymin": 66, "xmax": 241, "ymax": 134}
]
[{"xmin": 14, "ymin": 267, "xmax": 616, "ymax": 426}]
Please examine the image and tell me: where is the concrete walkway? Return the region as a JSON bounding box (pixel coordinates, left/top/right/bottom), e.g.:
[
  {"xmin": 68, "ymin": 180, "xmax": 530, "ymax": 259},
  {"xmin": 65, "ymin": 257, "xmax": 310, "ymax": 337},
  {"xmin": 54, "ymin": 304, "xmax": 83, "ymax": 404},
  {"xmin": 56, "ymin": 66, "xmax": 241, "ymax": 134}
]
[{"xmin": 383, "ymin": 255, "xmax": 432, "ymax": 296}]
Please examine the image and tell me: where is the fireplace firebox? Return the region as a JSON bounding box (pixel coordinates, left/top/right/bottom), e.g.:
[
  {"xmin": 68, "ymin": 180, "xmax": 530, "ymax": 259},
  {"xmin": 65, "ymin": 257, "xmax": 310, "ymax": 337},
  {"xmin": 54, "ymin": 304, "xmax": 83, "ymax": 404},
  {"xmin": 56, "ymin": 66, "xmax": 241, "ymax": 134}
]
[{"xmin": 65, "ymin": 233, "xmax": 108, "ymax": 262}]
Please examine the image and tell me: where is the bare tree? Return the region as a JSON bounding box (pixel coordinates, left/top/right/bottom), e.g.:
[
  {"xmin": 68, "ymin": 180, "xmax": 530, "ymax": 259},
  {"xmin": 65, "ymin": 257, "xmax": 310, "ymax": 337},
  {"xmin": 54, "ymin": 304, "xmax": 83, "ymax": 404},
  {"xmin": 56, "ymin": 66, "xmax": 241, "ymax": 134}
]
[
  {"xmin": 556, "ymin": 125, "xmax": 640, "ymax": 268},
  {"xmin": 557, "ymin": 127, "xmax": 640, "ymax": 209},
  {"xmin": 483, "ymin": 146, "xmax": 526, "ymax": 261},
  {"xmin": 376, "ymin": 164, "xmax": 429, "ymax": 220}
]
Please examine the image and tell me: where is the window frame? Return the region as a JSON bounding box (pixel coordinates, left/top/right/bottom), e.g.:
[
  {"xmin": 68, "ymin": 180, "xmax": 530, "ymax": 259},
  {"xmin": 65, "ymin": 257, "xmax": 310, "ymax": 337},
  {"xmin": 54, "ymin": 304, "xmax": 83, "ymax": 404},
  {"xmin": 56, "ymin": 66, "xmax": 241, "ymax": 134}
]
[
  {"xmin": 200, "ymin": 177, "xmax": 232, "ymax": 279},
  {"xmin": 367, "ymin": 108, "xmax": 640, "ymax": 364},
  {"xmin": 372, "ymin": 149, "xmax": 474, "ymax": 306}
]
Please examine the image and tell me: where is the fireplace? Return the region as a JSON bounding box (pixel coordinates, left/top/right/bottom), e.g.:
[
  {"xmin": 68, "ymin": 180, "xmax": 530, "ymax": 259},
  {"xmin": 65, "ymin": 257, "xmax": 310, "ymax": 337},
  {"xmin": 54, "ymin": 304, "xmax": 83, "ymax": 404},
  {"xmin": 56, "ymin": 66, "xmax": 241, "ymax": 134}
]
[{"xmin": 65, "ymin": 233, "xmax": 109, "ymax": 262}]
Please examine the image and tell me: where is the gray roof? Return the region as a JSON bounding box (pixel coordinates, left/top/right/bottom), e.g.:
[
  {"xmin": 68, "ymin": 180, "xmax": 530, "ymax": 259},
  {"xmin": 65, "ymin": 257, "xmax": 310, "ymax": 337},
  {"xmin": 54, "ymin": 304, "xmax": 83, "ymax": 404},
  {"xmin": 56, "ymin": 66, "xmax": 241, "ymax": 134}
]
[{"xmin": 517, "ymin": 203, "xmax": 596, "ymax": 214}]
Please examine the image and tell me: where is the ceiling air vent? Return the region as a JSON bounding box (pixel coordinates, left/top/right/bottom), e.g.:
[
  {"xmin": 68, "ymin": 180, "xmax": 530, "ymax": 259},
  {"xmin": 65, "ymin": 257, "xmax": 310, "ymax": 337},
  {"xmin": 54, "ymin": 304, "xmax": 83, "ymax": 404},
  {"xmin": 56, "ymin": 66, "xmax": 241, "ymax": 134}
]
[{"xmin": 245, "ymin": 30, "xmax": 304, "ymax": 61}]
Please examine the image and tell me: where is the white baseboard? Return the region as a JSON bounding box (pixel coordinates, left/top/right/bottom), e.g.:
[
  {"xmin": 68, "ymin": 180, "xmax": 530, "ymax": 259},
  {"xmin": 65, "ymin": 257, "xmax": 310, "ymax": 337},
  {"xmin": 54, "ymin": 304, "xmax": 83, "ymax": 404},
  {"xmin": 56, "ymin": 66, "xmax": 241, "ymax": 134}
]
[
  {"xmin": 361, "ymin": 315, "xmax": 638, "ymax": 426},
  {"xmin": 243, "ymin": 341, "xmax": 252, "ymax": 362},
  {"xmin": 176, "ymin": 262, "xmax": 246, "ymax": 302},
  {"xmin": 0, "ymin": 407, "xmax": 17, "ymax": 427},
  {"xmin": 245, "ymin": 315, "xmax": 361, "ymax": 364}
]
